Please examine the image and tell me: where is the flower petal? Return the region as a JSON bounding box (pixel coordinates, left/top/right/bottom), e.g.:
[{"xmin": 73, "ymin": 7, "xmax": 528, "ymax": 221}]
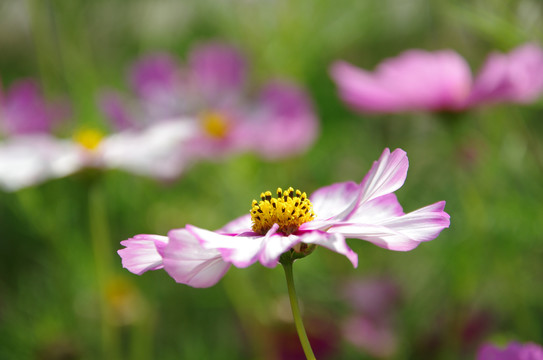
[
  {"xmin": 329, "ymin": 201, "xmax": 449, "ymax": 251},
  {"xmin": 189, "ymin": 42, "xmax": 246, "ymax": 102},
  {"xmin": 348, "ymin": 193, "xmax": 404, "ymax": 223},
  {"xmin": 0, "ymin": 135, "xmax": 84, "ymax": 191},
  {"xmin": 330, "ymin": 61, "xmax": 406, "ymax": 113},
  {"xmin": 186, "ymin": 224, "xmax": 266, "ymax": 268},
  {"xmin": 1, "ymin": 79, "xmax": 66, "ymax": 135},
  {"xmin": 242, "ymin": 81, "xmax": 319, "ymax": 159},
  {"xmin": 187, "ymin": 224, "xmax": 300, "ymax": 268},
  {"xmin": 162, "ymin": 229, "xmax": 231, "ymax": 288},
  {"xmin": 99, "ymin": 91, "xmax": 137, "ymax": 131},
  {"xmin": 470, "ymin": 43, "xmax": 543, "ymax": 105},
  {"xmin": 218, "ymin": 214, "xmax": 252, "ymax": 234},
  {"xmin": 130, "ymin": 53, "xmax": 182, "ymax": 101},
  {"xmin": 359, "ymin": 148, "xmax": 408, "ymax": 204},
  {"xmin": 118, "ymin": 234, "xmax": 169, "ymax": 275},
  {"xmin": 299, "ymin": 231, "xmax": 358, "ymax": 267},
  {"xmin": 476, "ymin": 341, "xmax": 543, "ymax": 360},
  {"xmin": 100, "ymin": 119, "xmax": 197, "ymax": 180},
  {"xmin": 309, "ymin": 180, "xmax": 361, "ymax": 222},
  {"xmin": 376, "ymin": 201, "xmax": 450, "ymax": 242},
  {"xmin": 330, "ymin": 50, "xmax": 472, "ymax": 113}
]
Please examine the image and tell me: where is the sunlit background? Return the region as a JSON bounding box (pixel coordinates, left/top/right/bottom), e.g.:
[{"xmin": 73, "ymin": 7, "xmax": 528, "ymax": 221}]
[{"xmin": 1, "ymin": 0, "xmax": 543, "ymax": 359}]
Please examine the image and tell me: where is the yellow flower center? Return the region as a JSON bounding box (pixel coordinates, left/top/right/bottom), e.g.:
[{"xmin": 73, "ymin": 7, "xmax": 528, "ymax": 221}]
[
  {"xmin": 201, "ymin": 111, "xmax": 230, "ymax": 138},
  {"xmin": 74, "ymin": 128, "xmax": 104, "ymax": 150},
  {"xmin": 251, "ymin": 187, "xmax": 315, "ymax": 235}
]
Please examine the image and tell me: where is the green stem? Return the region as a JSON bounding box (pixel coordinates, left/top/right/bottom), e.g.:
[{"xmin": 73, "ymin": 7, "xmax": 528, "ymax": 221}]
[
  {"xmin": 89, "ymin": 182, "xmax": 121, "ymax": 360},
  {"xmin": 281, "ymin": 261, "xmax": 316, "ymax": 360}
]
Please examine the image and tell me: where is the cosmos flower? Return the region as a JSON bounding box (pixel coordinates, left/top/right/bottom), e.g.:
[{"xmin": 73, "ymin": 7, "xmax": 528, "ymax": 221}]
[
  {"xmin": 101, "ymin": 42, "xmax": 319, "ymax": 162},
  {"xmin": 330, "ymin": 43, "xmax": 543, "ymax": 114},
  {"xmin": 477, "ymin": 341, "xmax": 543, "ymax": 360},
  {"xmin": 118, "ymin": 148, "xmax": 450, "ymax": 288},
  {"xmin": 0, "ymin": 77, "xmax": 193, "ymax": 191}
]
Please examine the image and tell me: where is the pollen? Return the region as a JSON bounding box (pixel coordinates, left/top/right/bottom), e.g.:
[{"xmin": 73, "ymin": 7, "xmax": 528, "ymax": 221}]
[
  {"xmin": 201, "ymin": 111, "xmax": 230, "ymax": 138},
  {"xmin": 250, "ymin": 187, "xmax": 315, "ymax": 235},
  {"xmin": 74, "ymin": 128, "xmax": 104, "ymax": 150}
]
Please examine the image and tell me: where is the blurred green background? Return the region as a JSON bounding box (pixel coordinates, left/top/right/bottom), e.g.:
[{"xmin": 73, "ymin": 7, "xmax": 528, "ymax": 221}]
[{"xmin": 1, "ymin": 0, "xmax": 543, "ymax": 359}]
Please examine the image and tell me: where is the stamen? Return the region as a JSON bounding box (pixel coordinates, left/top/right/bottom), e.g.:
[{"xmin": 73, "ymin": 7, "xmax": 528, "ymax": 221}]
[
  {"xmin": 200, "ymin": 111, "xmax": 230, "ymax": 138},
  {"xmin": 250, "ymin": 187, "xmax": 315, "ymax": 235},
  {"xmin": 74, "ymin": 128, "xmax": 104, "ymax": 150}
]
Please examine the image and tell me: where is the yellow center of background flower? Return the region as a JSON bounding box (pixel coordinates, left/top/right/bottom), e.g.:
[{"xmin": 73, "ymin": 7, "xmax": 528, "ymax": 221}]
[
  {"xmin": 201, "ymin": 111, "xmax": 229, "ymax": 138},
  {"xmin": 74, "ymin": 128, "xmax": 104, "ymax": 150},
  {"xmin": 251, "ymin": 187, "xmax": 315, "ymax": 235}
]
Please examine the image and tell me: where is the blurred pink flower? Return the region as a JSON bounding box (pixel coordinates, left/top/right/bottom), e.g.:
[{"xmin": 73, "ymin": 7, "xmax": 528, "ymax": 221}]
[
  {"xmin": 330, "ymin": 43, "xmax": 543, "ymax": 114},
  {"xmin": 101, "ymin": 42, "xmax": 318, "ymax": 161},
  {"xmin": 340, "ymin": 277, "xmax": 401, "ymax": 358},
  {"xmin": 477, "ymin": 341, "xmax": 543, "ymax": 360},
  {"xmin": 0, "ymin": 79, "xmax": 68, "ymax": 135},
  {"xmin": 118, "ymin": 148, "xmax": 450, "ymax": 288}
]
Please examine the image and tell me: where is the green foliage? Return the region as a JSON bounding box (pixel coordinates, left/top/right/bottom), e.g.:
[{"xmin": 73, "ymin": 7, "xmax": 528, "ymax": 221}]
[{"xmin": 1, "ymin": 0, "xmax": 542, "ymax": 359}]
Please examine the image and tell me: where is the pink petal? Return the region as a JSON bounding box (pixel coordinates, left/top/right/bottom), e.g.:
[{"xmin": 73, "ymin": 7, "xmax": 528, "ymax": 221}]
[
  {"xmin": 299, "ymin": 231, "xmax": 358, "ymax": 267},
  {"xmin": 162, "ymin": 229, "xmax": 231, "ymax": 288},
  {"xmin": 359, "ymin": 148, "xmax": 409, "ymax": 204},
  {"xmin": 186, "ymin": 224, "xmax": 268, "ymax": 268},
  {"xmin": 330, "ymin": 61, "xmax": 405, "ymax": 113},
  {"xmin": 187, "ymin": 224, "xmax": 300, "ymax": 268},
  {"xmin": 118, "ymin": 234, "xmax": 169, "ymax": 275},
  {"xmin": 329, "ymin": 201, "xmax": 449, "ymax": 251},
  {"xmin": 476, "ymin": 341, "xmax": 543, "ymax": 360},
  {"xmin": 242, "ymin": 81, "xmax": 319, "ymax": 159},
  {"xmin": 376, "ymin": 50, "xmax": 471, "ymax": 111},
  {"xmin": 360, "ymin": 148, "xmax": 409, "ymax": 203},
  {"xmin": 99, "ymin": 91, "xmax": 137, "ymax": 131},
  {"xmin": 218, "ymin": 214, "xmax": 252, "ymax": 234},
  {"xmin": 1, "ymin": 79, "xmax": 69, "ymax": 135},
  {"xmin": 257, "ymin": 230, "xmax": 303, "ymax": 268},
  {"xmin": 470, "ymin": 43, "xmax": 543, "ymax": 105},
  {"xmin": 130, "ymin": 53, "xmax": 182, "ymax": 101},
  {"xmin": 330, "ymin": 50, "xmax": 472, "ymax": 113},
  {"xmin": 377, "ymin": 201, "xmax": 450, "ymax": 243},
  {"xmin": 348, "ymin": 193, "xmax": 404, "ymax": 223},
  {"xmin": 189, "ymin": 42, "xmax": 246, "ymax": 102}
]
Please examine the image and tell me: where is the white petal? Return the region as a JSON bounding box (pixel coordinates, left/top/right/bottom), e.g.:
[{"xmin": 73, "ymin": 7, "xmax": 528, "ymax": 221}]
[
  {"xmin": 0, "ymin": 135, "xmax": 84, "ymax": 191},
  {"xmin": 100, "ymin": 119, "xmax": 197, "ymax": 180},
  {"xmin": 310, "ymin": 181, "xmax": 361, "ymax": 222},
  {"xmin": 218, "ymin": 214, "xmax": 252, "ymax": 234},
  {"xmin": 329, "ymin": 201, "xmax": 450, "ymax": 251}
]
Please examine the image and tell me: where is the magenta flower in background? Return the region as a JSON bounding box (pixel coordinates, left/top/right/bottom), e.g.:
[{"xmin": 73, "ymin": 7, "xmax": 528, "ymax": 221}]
[
  {"xmin": 477, "ymin": 341, "xmax": 543, "ymax": 360},
  {"xmin": 341, "ymin": 277, "xmax": 401, "ymax": 358},
  {"xmin": 118, "ymin": 148, "xmax": 450, "ymax": 287},
  {"xmin": 0, "ymin": 79, "xmax": 66, "ymax": 135},
  {"xmin": 0, "ymin": 77, "xmax": 194, "ymax": 191},
  {"xmin": 330, "ymin": 43, "xmax": 543, "ymax": 114},
  {"xmin": 101, "ymin": 42, "xmax": 319, "ymax": 162}
]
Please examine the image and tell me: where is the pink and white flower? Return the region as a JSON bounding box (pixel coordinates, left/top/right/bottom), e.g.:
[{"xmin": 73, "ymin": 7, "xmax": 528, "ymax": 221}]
[
  {"xmin": 118, "ymin": 148, "xmax": 450, "ymax": 288},
  {"xmin": 101, "ymin": 42, "xmax": 319, "ymax": 162},
  {"xmin": 0, "ymin": 77, "xmax": 194, "ymax": 191},
  {"xmin": 330, "ymin": 43, "xmax": 543, "ymax": 114},
  {"xmin": 477, "ymin": 341, "xmax": 543, "ymax": 360}
]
